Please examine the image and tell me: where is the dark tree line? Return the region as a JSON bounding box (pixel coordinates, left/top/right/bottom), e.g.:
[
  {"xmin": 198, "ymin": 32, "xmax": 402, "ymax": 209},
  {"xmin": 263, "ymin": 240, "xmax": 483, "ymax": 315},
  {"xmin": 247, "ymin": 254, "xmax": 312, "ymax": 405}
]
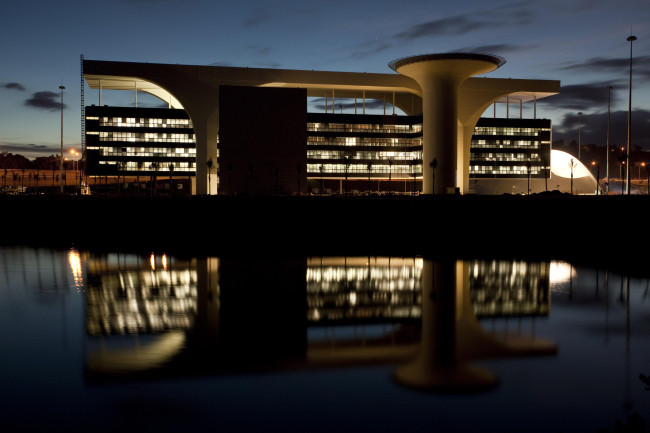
[{"xmin": 0, "ymin": 152, "xmax": 82, "ymax": 170}]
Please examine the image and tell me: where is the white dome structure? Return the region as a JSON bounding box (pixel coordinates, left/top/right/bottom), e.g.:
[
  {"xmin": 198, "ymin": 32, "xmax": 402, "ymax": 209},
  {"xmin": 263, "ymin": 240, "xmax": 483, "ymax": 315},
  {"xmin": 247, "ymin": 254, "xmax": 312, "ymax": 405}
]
[{"xmin": 470, "ymin": 149, "xmax": 598, "ymax": 195}]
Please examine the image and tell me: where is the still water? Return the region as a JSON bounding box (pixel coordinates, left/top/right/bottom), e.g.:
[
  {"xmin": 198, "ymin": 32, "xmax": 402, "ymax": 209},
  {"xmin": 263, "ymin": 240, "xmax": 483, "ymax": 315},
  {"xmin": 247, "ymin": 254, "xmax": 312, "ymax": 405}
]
[{"xmin": 1, "ymin": 247, "xmax": 649, "ymax": 432}]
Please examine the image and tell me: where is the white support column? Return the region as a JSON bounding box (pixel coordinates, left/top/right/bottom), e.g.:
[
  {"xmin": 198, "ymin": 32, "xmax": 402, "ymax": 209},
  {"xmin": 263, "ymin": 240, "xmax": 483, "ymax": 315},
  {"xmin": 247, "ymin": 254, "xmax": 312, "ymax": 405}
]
[
  {"xmin": 383, "ymin": 96, "xmax": 386, "ymax": 115},
  {"xmin": 392, "ymin": 92, "xmax": 395, "ymax": 115},
  {"xmin": 506, "ymin": 95, "xmax": 509, "ymax": 119},
  {"xmin": 493, "ymin": 102, "xmax": 496, "ymax": 118},
  {"xmin": 363, "ymin": 91, "xmax": 366, "ymax": 115},
  {"xmin": 390, "ymin": 53, "xmax": 504, "ymax": 195},
  {"xmin": 134, "ymin": 81, "xmax": 137, "ymax": 108},
  {"xmin": 332, "ymin": 90, "xmax": 335, "ymax": 114},
  {"xmin": 99, "ymin": 80, "xmax": 102, "ymax": 106},
  {"xmin": 354, "ymin": 96, "xmax": 357, "ymax": 115},
  {"xmin": 519, "ymin": 100, "xmax": 522, "ymax": 119}
]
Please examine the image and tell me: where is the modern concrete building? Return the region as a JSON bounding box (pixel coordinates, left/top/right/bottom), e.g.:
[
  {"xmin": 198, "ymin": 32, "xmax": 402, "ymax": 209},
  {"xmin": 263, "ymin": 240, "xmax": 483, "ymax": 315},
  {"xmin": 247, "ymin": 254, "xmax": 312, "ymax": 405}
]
[{"xmin": 82, "ymin": 54, "xmax": 561, "ymax": 195}]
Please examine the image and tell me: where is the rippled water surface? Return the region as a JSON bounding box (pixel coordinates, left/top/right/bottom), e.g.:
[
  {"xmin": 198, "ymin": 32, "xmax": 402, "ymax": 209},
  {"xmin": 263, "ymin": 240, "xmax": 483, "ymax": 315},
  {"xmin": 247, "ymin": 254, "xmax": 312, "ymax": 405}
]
[{"xmin": 1, "ymin": 247, "xmax": 650, "ymax": 432}]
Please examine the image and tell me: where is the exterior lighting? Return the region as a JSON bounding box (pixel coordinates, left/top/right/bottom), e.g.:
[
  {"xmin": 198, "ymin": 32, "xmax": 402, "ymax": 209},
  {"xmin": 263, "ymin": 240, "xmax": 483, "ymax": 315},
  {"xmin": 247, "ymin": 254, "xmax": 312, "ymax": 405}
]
[
  {"xmin": 59, "ymin": 85, "xmax": 65, "ymax": 194},
  {"xmin": 626, "ymin": 34, "xmax": 637, "ymax": 195},
  {"xmin": 577, "ymin": 112, "xmax": 582, "ymax": 161}
]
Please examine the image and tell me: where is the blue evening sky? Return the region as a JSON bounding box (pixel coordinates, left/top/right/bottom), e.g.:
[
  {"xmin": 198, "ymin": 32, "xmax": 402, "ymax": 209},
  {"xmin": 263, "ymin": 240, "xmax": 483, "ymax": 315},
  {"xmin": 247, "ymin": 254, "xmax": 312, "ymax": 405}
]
[{"xmin": 0, "ymin": 0, "xmax": 648, "ymax": 158}]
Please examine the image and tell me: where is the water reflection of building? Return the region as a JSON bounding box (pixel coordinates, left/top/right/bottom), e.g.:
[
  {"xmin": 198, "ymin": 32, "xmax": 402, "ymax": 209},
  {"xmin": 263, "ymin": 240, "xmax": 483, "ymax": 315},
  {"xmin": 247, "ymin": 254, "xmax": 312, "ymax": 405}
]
[
  {"xmin": 306, "ymin": 257, "xmax": 422, "ymax": 324},
  {"xmin": 85, "ymin": 254, "xmax": 198, "ymax": 335},
  {"xmin": 469, "ymin": 260, "xmax": 550, "ymax": 318},
  {"xmin": 306, "ymin": 257, "xmax": 550, "ymax": 325},
  {"xmin": 84, "ymin": 255, "xmax": 554, "ymax": 383}
]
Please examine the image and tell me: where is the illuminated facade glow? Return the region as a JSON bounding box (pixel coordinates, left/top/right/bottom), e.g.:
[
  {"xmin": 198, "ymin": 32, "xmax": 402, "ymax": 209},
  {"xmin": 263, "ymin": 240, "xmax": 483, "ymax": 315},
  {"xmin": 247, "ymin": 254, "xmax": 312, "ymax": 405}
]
[{"xmin": 83, "ymin": 57, "xmax": 559, "ymax": 194}]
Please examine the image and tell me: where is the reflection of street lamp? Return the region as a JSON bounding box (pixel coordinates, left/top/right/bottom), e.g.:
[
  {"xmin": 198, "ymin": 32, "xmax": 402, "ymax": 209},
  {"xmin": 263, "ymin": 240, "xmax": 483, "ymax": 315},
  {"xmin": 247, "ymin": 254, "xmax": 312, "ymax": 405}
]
[
  {"xmin": 626, "ymin": 34, "xmax": 637, "ymax": 195},
  {"xmin": 59, "ymin": 85, "xmax": 65, "ymax": 193}
]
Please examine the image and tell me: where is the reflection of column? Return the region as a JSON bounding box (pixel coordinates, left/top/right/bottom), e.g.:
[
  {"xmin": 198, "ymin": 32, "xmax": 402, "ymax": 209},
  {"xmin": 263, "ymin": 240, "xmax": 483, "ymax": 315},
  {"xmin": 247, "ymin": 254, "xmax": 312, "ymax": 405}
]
[
  {"xmin": 394, "ymin": 259, "xmax": 497, "ymax": 392},
  {"xmin": 455, "ymin": 261, "xmax": 557, "ymax": 359},
  {"xmin": 191, "ymin": 257, "xmax": 220, "ymax": 343}
]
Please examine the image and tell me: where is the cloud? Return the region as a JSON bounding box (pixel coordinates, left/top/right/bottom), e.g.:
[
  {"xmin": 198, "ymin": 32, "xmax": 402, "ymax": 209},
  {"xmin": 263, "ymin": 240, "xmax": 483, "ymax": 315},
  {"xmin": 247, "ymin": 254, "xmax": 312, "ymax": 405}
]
[
  {"xmin": 396, "ymin": 3, "xmax": 532, "ymax": 40},
  {"xmin": 310, "ymin": 98, "xmax": 388, "ymax": 112},
  {"xmin": 207, "ymin": 61, "xmax": 233, "ymax": 67},
  {"xmin": 553, "ymin": 109, "xmax": 650, "ymax": 149},
  {"xmin": 3, "ymin": 82, "xmax": 26, "ymax": 91},
  {"xmin": 345, "ymin": 40, "xmax": 392, "ymax": 60},
  {"xmin": 244, "ymin": 12, "xmax": 272, "ymax": 27},
  {"xmin": 396, "ymin": 16, "xmax": 491, "ymax": 39},
  {"xmin": 0, "ymin": 142, "xmax": 53, "ymax": 154},
  {"xmin": 24, "ymin": 91, "xmax": 65, "ymax": 111},
  {"xmin": 456, "ymin": 43, "xmax": 534, "ymax": 55},
  {"xmin": 560, "ymin": 56, "xmax": 650, "ymax": 80},
  {"xmin": 248, "ymin": 45, "xmax": 271, "ymax": 56},
  {"xmin": 538, "ymin": 81, "xmax": 623, "ymax": 110}
]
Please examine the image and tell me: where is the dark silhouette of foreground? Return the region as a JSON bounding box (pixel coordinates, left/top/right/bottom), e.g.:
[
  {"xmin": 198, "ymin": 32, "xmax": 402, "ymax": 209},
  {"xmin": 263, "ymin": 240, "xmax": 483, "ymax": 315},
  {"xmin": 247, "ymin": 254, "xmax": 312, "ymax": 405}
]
[{"xmin": 1, "ymin": 194, "xmax": 649, "ymax": 270}]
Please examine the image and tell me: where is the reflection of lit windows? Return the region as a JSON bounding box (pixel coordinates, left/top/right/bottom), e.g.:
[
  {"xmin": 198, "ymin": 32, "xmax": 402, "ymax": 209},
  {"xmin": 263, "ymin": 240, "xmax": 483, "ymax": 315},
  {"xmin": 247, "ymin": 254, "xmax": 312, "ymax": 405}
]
[{"xmin": 306, "ymin": 257, "xmax": 550, "ymax": 323}]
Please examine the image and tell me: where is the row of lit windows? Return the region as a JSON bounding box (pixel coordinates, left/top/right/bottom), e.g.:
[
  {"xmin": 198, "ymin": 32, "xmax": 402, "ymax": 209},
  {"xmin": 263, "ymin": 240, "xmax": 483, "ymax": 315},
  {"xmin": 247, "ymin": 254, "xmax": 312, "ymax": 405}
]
[
  {"xmin": 308, "ymin": 136, "xmax": 422, "ymax": 147},
  {"xmin": 474, "ymin": 127, "xmax": 550, "ymax": 136},
  {"xmin": 97, "ymin": 117, "xmax": 192, "ymax": 128},
  {"xmin": 307, "ymin": 163, "xmax": 422, "ymax": 175},
  {"xmin": 470, "ymin": 153, "xmax": 542, "ymax": 162},
  {"xmin": 472, "ymin": 139, "xmax": 544, "ymax": 149},
  {"xmin": 307, "ymin": 150, "xmax": 422, "ymax": 161},
  {"xmin": 470, "ymin": 166, "xmax": 547, "ymax": 175},
  {"xmin": 98, "ymin": 161, "xmax": 196, "ymax": 172},
  {"xmin": 88, "ymin": 146, "xmax": 195, "ymax": 158},
  {"xmin": 96, "ymin": 131, "xmax": 195, "ymax": 143},
  {"xmin": 308, "ymin": 122, "xmax": 422, "ymax": 134}
]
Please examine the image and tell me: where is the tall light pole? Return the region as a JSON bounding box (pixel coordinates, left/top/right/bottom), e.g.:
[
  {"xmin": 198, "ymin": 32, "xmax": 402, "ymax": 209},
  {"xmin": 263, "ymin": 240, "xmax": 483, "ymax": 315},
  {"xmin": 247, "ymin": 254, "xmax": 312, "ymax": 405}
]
[
  {"xmin": 626, "ymin": 34, "xmax": 636, "ymax": 195},
  {"xmin": 606, "ymin": 85, "xmax": 612, "ymax": 194},
  {"xmin": 577, "ymin": 111, "xmax": 582, "ymax": 161},
  {"xmin": 59, "ymin": 85, "xmax": 65, "ymax": 194}
]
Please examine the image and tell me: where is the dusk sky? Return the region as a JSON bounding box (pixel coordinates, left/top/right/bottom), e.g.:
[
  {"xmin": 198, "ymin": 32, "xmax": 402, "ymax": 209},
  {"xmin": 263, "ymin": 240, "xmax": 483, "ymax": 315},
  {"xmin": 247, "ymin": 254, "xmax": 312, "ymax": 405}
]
[{"xmin": 1, "ymin": 0, "xmax": 648, "ymax": 159}]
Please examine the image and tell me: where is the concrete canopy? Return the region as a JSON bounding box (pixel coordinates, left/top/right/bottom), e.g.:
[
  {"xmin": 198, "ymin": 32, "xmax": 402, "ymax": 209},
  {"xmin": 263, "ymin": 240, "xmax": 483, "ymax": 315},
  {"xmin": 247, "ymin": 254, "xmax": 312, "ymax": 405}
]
[{"xmin": 83, "ymin": 58, "xmax": 559, "ymax": 195}]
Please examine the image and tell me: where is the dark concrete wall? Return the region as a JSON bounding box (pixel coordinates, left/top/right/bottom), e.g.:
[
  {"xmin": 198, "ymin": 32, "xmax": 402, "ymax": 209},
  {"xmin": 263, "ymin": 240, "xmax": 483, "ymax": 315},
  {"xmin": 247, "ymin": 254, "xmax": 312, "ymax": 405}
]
[{"xmin": 219, "ymin": 86, "xmax": 307, "ymax": 196}]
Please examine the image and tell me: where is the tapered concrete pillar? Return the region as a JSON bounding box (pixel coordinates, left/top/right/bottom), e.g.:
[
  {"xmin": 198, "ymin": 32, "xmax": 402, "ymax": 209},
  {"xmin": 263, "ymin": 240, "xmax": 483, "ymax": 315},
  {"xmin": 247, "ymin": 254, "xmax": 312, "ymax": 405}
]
[{"xmin": 390, "ymin": 54, "xmax": 505, "ymax": 194}]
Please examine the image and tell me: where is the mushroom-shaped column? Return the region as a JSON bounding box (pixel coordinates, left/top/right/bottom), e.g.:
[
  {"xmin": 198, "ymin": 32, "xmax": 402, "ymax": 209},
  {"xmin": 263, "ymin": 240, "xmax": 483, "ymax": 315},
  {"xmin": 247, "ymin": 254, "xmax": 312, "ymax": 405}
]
[{"xmin": 390, "ymin": 54, "xmax": 505, "ymax": 194}]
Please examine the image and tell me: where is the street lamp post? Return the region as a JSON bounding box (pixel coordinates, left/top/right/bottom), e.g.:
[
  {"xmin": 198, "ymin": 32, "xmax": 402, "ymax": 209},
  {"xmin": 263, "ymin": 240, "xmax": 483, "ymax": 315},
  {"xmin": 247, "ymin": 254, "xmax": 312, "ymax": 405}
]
[
  {"xmin": 70, "ymin": 149, "xmax": 79, "ymax": 194},
  {"xmin": 59, "ymin": 85, "xmax": 65, "ymax": 194},
  {"xmin": 626, "ymin": 34, "xmax": 637, "ymax": 195},
  {"xmin": 577, "ymin": 111, "xmax": 582, "ymax": 161},
  {"xmin": 606, "ymin": 85, "xmax": 613, "ymax": 194},
  {"xmin": 592, "ymin": 161, "xmax": 600, "ymax": 195}
]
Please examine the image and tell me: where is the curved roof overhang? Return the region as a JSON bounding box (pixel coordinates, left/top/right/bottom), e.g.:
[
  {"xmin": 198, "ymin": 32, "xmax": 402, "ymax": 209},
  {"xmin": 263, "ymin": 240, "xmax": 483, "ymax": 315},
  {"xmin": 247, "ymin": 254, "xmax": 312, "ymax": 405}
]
[
  {"xmin": 85, "ymin": 74, "xmax": 184, "ymax": 109},
  {"xmin": 83, "ymin": 60, "xmax": 559, "ymax": 118}
]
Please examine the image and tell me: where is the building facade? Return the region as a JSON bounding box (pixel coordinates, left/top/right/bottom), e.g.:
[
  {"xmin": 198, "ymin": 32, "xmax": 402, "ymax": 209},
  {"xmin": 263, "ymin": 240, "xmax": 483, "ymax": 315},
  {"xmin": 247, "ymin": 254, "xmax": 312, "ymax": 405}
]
[
  {"xmin": 83, "ymin": 55, "xmax": 561, "ymax": 194},
  {"xmin": 84, "ymin": 100, "xmax": 553, "ymax": 195},
  {"xmin": 85, "ymin": 105, "xmax": 196, "ymax": 178}
]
